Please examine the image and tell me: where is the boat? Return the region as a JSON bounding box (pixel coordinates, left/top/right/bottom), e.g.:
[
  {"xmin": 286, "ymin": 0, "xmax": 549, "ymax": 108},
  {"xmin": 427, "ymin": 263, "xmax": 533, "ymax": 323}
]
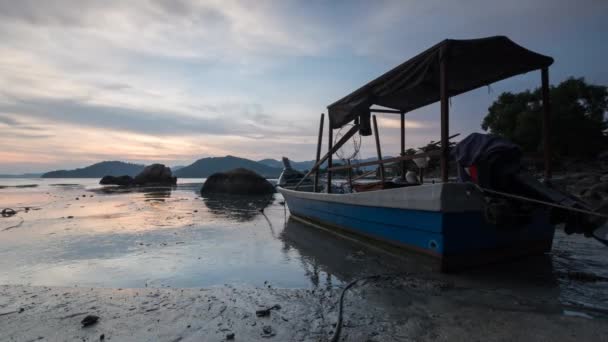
[
  {"xmin": 277, "ymin": 157, "xmax": 317, "ymax": 192},
  {"xmin": 278, "ymin": 36, "xmax": 604, "ymax": 271}
]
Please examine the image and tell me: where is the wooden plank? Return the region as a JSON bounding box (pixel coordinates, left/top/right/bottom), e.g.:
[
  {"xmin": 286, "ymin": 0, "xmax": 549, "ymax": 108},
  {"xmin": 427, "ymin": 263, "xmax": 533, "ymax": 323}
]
[
  {"xmin": 400, "ymin": 111, "xmax": 406, "ymax": 180},
  {"xmin": 370, "ymin": 108, "xmax": 402, "ymax": 114},
  {"xmin": 327, "ymin": 122, "xmax": 333, "ymax": 193},
  {"xmin": 351, "ymin": 169, "xmax": 376, "ymax": 181},
  {"xmin": 313, "ymin": 113, "xmax": 324, "ymax": 192},
  {"xmin": 347, "ymin": 160, "xmax": 353, "ymax": 189},
  {"xmin": 541, "ymin": 67, "xmax": 552, "ymax": 180},
  {"xmin": 372, "ymin": 114, "xmax": 385, "ymax": 182},
  {"xmin": 440, "ymin": 50, "xmax": 449, "ymax": 183},
  {"xmin": 327, "ymin": 151, "xmax": 440, "ymax": 172}
]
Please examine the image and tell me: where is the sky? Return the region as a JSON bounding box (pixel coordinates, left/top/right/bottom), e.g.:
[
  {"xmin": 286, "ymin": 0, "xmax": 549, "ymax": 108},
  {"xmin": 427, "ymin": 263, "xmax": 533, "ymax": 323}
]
[{"xmin": 0, "ymin": 0, "xmax": 607, "ymax": 174}]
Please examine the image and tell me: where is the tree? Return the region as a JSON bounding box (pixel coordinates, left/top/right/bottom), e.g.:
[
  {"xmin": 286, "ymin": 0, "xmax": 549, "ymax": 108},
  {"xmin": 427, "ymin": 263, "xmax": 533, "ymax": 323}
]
[{"xmin": 481, "ymin": 78, "xmax": 608, "ymax": 158}]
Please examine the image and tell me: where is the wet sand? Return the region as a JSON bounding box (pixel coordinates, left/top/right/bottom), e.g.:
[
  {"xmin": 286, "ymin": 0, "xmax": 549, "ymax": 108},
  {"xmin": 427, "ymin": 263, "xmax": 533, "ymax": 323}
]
[{"xmin": 2, "ymin": 279, "xmax": 607, "ymax": 342}]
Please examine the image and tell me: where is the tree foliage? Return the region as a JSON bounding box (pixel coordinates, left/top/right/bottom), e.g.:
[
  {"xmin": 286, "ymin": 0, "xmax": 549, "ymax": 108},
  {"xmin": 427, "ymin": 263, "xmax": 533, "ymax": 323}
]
[{"xmin": 481, "ymin": 78, "xmax": 608, "ymax": 158}]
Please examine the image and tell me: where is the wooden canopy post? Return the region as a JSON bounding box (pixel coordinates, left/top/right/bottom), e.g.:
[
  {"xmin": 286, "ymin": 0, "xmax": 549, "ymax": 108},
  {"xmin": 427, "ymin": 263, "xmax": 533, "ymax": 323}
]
[
  {"xmin": 347, "ymin": 160, "xmax": 353, "ymax": 189},
  {"xmin": 439, "ymin": 51, "xmax": 450, "ymax": 183},
  {"xmin": 313, "ymin": 113, "xmax": 324, "ymax": 192},
  {"xmin": 400, "ymin": 111, "xmax": 406, "ymax": 180},
  {"xmin": 541, "ymin": 67, "xmax": 552, "ymax": 180},
  {"xmin": 327, "ymin": 123, "xmax": 333, "ymax": 193},
  {"xmin": 372, "ymin": 114, "xmax": 385, "ymax": 182}
]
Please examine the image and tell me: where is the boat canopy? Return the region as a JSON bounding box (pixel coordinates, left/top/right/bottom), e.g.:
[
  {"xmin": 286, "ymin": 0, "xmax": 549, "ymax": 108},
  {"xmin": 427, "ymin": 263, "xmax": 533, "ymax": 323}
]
[{"xmin": 327, "ymin": 36, "xmax": 554, "ymax": 131}]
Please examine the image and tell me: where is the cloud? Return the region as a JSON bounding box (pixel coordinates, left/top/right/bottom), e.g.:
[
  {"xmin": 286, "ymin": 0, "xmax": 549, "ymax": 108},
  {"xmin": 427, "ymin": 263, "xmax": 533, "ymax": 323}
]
[{"xmin": 0, "ymin": 0, "xmax": 606, "ymax": 173}]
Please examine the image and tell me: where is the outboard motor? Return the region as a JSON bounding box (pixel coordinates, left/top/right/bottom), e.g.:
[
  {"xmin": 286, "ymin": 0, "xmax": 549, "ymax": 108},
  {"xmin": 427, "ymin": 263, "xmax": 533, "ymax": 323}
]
[{"xmin": 453, "ymin": 133, "xmax": 606, "ymax": 236}]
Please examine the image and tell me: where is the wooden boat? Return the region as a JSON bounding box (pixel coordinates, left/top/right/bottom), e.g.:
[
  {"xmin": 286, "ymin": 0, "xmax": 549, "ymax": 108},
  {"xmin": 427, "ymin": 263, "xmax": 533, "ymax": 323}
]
[{"xmin": 278, "ymin": 36, "xmax": 562, "ymax": 271}]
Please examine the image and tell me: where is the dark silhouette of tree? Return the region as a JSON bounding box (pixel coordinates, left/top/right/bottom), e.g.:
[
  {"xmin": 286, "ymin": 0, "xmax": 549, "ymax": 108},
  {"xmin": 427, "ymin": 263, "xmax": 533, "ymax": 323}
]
[{"xmin": 482, "ymin": 78, "xmax": 607, "ymax": 158}]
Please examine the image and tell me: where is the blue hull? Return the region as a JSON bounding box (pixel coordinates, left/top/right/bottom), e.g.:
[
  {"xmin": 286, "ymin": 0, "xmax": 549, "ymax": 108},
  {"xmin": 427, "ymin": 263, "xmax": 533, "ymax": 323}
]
[{"xmin": 281, "ymin": 189, "xmax": 555, "ymax": 271}]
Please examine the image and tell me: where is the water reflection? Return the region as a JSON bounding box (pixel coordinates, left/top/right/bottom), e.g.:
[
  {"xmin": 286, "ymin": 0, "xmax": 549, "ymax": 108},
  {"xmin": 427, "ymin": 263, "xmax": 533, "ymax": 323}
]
[
  {"xmin": 143, "ymin": 188, "xmax": 172, "ymax": 201},
  {"xmin": 92, "ymin": 185, "xmax": 174, "ymax": 198},
  {"xmin": 279, "ymin": 217, "xmax": 435, "ymax": 290},
  {"xmin": 202, "ymin": 194, "xmax": 274, "ymax": 222},
  {"xmin": 280, "ymin": 217, "xmax": 568, "ymax": 310}
]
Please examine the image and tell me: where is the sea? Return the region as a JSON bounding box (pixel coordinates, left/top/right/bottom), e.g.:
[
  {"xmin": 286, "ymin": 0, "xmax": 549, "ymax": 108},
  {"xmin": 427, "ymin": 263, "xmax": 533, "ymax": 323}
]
[{"xmin": 1, "ymin": 178, "xmax": 607, "ymax": 318}]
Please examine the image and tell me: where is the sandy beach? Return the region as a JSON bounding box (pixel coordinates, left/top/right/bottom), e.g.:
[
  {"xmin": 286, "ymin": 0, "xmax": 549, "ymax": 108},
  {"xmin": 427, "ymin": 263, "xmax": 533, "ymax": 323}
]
[{"xmin": 2, "ymin": 278, "xmax": 608, "ymax": 342}]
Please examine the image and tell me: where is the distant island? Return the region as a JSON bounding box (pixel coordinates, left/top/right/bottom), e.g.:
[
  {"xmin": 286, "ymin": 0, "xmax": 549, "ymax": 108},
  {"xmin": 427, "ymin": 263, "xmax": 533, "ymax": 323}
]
[
  {"xmin": 175, "ymin": 156, "xmax": 282, "ymax": 178},
  {"xmin": 257, "ymin": 158, "xmax": 315, "ymax": 171},
  {"xmin": 41, "ymin": 161, "xmax": 145, "ymax": 178},
  {"xmin": 0, "ymin": 156, "xmax": 396, "ymax": 179},
  {"xmin": 33, "ymin": 156, "xmax": 284, "ymax": 179},
  {"xmin": 0, "ymin": 173, "xmax": 43, "ymax": 178}
]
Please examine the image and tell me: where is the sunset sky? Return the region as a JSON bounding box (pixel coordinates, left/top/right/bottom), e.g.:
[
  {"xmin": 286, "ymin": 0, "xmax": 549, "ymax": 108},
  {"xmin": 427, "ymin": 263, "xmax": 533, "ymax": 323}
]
[{"xmin": 0, "ymin": 0, "xmax": 606, "ymax": 173}]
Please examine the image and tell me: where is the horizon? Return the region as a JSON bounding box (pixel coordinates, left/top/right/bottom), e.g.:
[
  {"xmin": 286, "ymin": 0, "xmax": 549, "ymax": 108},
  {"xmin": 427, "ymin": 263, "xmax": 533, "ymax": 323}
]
[
  {"xmin": 1, "ymin": 0, "xmax": 607, "ymax": 174},
  {"xmin": 0, "ymin": 154, "xmax": 362, "ymax": 176},
  {"xmin": 0, "ymin": 155, "xmax": 301, "ymax": 175}
]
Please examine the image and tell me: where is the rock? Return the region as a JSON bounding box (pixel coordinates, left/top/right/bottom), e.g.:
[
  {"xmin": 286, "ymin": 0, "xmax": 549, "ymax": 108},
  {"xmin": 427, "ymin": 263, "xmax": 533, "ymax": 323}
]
[
  {"xmin": 201, "ymin": 168, "xmax": 275, "ymax": 195},
  {"xmin": 99, "ymin": 175, "xmax": 134, "ymax": 186},
  {"xmin": 1, "ymin": 208, "xmax": 16, "ymax": 217},
  {"xmin": 255, "ymin": 304, "xmax": 281, "ymax": 317},
  {"xmin": 81, "ymin": 314, "xmax": 99, "ymax": 327},
  {"xmin": 226, "ymin": 332, "xmax": 235, "ymax": 340},
  {"xmin": 261, "ymin": 325, "xmax": 275, "ymax": 337},
  {"xmin": 133, "ymin": 164, "xmax": 177, "ymax": 186}
]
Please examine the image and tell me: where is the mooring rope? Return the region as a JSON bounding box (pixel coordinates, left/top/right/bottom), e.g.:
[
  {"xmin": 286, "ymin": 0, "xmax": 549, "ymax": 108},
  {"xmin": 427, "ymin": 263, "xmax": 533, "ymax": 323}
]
[{"xmin": 329, "ymin": 274, "xmax": 389, "ymax": 342}]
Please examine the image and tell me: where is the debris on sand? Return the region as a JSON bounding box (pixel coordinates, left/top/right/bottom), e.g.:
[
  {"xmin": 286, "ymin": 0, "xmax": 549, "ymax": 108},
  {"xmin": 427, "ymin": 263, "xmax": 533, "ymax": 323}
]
[
  {"xmin": 2, "ymin": 208, "xmax": 16, "ymax": 217},
  {"xmin": 256, "ymin": 304, "xmax": 281, "ymax": 317},
  {"xmin": 261, "ymin": 325, "xmax": 275, "ymax": 338},
  {"xmin": 81, "ymin": 314, "xmax": 100, "ymax": 327}
]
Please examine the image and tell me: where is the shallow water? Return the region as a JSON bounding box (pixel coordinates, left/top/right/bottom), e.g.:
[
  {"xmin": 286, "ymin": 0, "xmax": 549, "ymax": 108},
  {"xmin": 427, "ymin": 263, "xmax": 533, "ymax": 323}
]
[{"xmin": 0, "ymin": 178, "xmax": 607, "ymax": 317}]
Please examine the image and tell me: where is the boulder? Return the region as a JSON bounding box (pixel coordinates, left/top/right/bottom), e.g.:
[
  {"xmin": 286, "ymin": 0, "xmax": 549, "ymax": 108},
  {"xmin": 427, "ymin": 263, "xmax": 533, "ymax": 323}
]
[
  {"xmin": 201, "ymin": 168, "xmax": 275, "ymax": 195},
  {"xmin": 133, "ymin": 164, "xmax": 177, "ymax": 185},
  {"xmin": 99, "ymin": 175, "xmax": 134, "ymax": 186}
]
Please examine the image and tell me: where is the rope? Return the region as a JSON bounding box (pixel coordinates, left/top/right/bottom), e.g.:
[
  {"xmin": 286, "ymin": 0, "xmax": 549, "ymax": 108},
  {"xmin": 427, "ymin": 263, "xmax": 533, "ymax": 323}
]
[
  {"xmin": 474, "ymin": 186, "xmax": 608, "ymax": 220},
  {"xmin": 329, "ymin": 274, "xmax": 384, "ymax": 342},
  {"xmin": 329, "ymin": 273, "xmax": 421, "ymax": 342}
]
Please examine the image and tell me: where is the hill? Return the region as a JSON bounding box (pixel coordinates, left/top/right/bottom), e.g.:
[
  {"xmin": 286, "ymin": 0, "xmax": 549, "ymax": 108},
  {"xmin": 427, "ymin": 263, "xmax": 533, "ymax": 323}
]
[
  {"xmin": 175, "ymin": 156, "xmax": 282, "ymax": 178},
  {"xmin": 257, "ymin": 158, "xmax": 316, "ymax": 171},
  {"xmin": 41, "ymin": 161, "xmax": 145, "ymax": 178},
  {"xmin": 257, "ymin": 157, "xmax": 393, "ymax": 172}
]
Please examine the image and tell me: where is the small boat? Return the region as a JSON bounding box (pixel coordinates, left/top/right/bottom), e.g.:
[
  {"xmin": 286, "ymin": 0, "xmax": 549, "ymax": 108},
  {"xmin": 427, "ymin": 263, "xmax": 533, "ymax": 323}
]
[
  {"xmin": 277, "ymin": 157, "xmax": 317, "ymax": 192},
  {"xmin": 278, "ymin": 36, "xmax": 603, "ymax": 271}
]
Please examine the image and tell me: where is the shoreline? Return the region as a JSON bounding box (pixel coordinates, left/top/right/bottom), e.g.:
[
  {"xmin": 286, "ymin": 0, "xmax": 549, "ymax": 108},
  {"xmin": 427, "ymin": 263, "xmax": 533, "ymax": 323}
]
[{"xmin": 2, "ymin": 278, "xmax": 607, "ymax": 342}]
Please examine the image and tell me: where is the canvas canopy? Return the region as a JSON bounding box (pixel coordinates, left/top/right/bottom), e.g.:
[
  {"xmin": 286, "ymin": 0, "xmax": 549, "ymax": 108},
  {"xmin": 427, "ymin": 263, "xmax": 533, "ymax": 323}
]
[{"xmin": 327, "ymin": 36, "xmax": 554, "ymax": 131}]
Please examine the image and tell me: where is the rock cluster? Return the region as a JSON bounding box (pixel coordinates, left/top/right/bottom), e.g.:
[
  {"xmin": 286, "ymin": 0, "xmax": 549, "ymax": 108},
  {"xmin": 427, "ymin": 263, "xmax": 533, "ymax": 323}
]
[
  {"xmin": 100, "ymin": 175, "xmax": 134, "ymax": 186},
  {"xmin": 133, "ymin": 164, "xmax": 177, "ymax": 185},
  {"xmin": 99, "ymin": 164, "xmax": 177, "ymax": 186},
  {"xmin": 201, "ymin": 168, "xmax": 275, "ymax": 195},
  {"xmin": 553, "ymin": 172, "xmax": 608, "ymax": 209}
]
